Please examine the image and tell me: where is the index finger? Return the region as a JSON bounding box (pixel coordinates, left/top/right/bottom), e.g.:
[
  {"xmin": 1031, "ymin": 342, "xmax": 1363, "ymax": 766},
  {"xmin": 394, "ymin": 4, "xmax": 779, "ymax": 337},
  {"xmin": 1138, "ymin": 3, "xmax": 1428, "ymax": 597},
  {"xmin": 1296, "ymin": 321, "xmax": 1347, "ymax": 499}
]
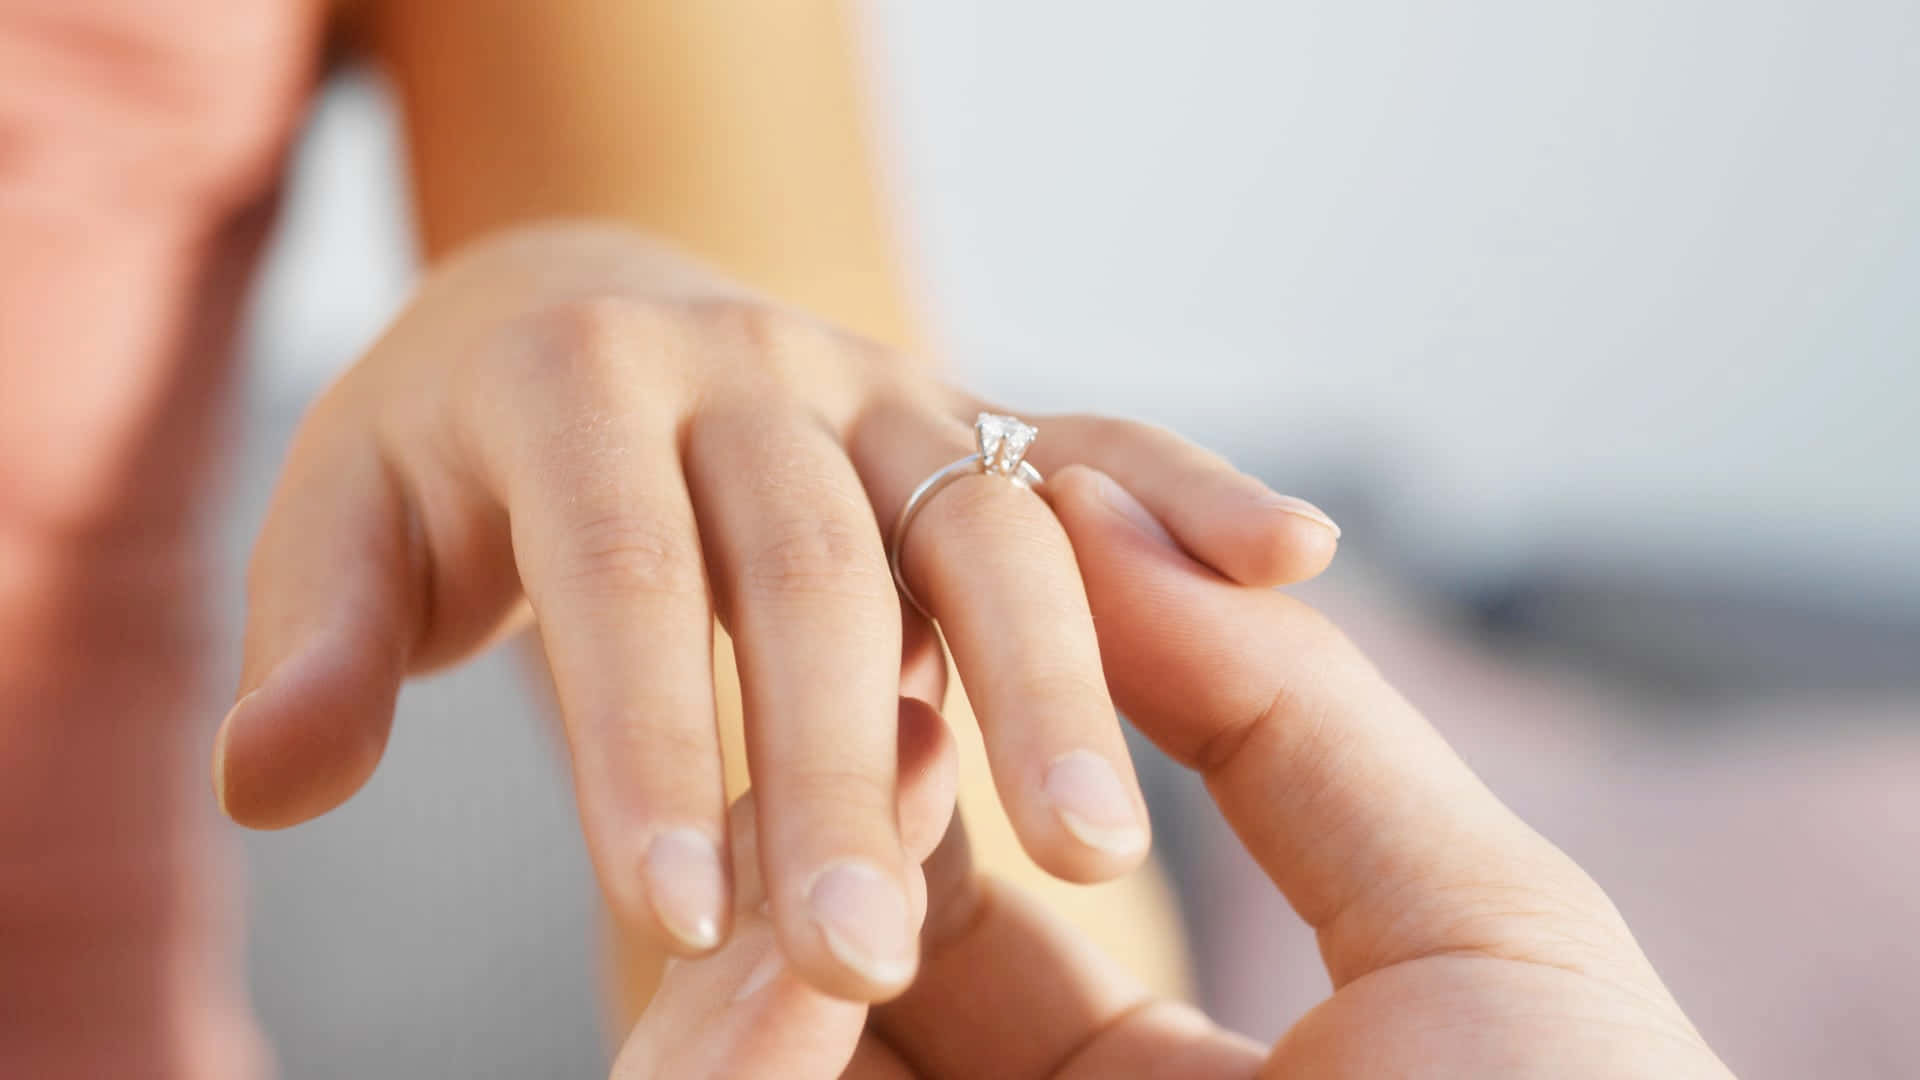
[{"xmin": 1046, "ymin": 465, "xmax": 1654, "ymax": 990}]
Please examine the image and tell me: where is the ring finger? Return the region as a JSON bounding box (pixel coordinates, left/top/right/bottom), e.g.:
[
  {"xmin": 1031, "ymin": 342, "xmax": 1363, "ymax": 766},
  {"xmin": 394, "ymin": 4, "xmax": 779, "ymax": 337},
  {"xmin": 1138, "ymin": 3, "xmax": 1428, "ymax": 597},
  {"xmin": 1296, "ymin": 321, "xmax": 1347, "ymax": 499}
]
[{"xmin": 853, "ymin": 396, "xmax": 1151, "ymax": 884}]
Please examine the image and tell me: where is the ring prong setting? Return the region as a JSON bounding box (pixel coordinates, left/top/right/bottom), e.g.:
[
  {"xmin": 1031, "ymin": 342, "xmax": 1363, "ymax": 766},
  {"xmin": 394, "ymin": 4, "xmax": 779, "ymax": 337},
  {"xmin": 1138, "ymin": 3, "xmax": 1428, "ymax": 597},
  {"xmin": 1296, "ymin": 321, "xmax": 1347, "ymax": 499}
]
[{"xmin": 975, "ymin": 412, "xmax": 1038, "ymax": 478}]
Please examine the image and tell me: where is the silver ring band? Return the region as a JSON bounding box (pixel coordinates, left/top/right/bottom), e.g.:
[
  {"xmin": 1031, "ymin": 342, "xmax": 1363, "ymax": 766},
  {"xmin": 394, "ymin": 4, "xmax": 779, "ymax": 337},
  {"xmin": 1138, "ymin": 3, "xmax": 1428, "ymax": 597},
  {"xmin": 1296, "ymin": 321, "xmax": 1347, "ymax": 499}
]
[{"xmin": 888, "ymin": 415, "xmax": 1044, "ymax": 619}]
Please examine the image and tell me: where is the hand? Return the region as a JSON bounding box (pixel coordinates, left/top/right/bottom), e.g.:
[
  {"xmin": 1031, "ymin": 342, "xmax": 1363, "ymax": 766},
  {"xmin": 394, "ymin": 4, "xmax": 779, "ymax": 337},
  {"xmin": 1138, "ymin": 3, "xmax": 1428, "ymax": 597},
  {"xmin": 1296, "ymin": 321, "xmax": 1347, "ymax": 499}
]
[
  {"xmin": 214, "ymin": 222, "xmax": 1342, "ymax": 1001},
  {"xmin": 615, "ymin": 466, "xmax": 1734, "ymax": 1078},
  {"xmin": 613, "ymin": 694, "xmax": 962, "ymax": 1079}
]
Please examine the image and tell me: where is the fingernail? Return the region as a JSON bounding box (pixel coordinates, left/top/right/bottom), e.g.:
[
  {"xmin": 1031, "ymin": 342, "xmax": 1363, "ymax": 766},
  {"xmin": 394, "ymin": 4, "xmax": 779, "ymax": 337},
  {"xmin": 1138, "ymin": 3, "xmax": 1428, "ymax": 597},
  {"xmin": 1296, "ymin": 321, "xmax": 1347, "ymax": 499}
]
[
  {"xmin": 806, "ymin": 859, "xmax": 915, "ymax": 987},
  {"xmin": 1094, "ymin": 471, "xmax": 1175, "ymax": 547},
  {"xmin": 731, "ymin": 948, "xmax": 785, "ymax": 1003},
  {"xmin": 211, "ymin": 690, "xmax": 254, "ymax": 819},
  {"xmin": 1262, "ymin": 492, "xmax": 1341, "ymax": 539},
  {"xmin": 1044, "ymin": 750, "xmax": 1149, "ymax": 857},
  {"xmin": 646, "ymin": 828, "xmax": 725, "ymax": 950}
]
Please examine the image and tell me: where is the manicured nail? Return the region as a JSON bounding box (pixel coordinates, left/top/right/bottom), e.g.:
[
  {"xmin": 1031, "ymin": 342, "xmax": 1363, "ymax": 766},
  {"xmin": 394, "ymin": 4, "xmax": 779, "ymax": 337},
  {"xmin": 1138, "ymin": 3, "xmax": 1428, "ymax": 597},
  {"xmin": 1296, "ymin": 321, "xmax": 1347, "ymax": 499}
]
[
  {"xmin": 1044, "ymin": 750, "xmax": 1148, "ymax": 857},
  {"xmin": 1094, "ymin": 471, "xmax": 1175, "ymax": 546},
  {"xmin": 731, "ymin": 948, "xmax": 785, "ymax": 1003},
  {"xmin": 1262, "ymin": 492, "xmax": 1341, "ymax": 539},
  {"xmin": 806, "ymin": 859, "xmax": 914, "ymax": 986},
  {"xmin": 646, "ymin": 828, "xmax": 725, "ymax": 951}
]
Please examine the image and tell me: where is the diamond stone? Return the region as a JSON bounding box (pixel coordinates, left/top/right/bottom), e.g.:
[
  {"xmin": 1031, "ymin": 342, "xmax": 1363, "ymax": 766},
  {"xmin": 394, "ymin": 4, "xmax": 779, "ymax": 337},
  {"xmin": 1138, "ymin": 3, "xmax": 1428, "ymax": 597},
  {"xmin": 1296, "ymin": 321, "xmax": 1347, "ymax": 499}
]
[{"xmin": 975, "ymin": 413, "xmax": 1037, "ymax": 475}]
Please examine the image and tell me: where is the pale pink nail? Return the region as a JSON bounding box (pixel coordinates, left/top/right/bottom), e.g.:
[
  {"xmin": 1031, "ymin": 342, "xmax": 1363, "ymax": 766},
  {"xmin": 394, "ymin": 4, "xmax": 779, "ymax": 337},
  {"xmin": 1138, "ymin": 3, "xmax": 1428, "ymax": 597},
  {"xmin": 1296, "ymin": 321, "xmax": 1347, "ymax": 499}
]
[
  {"xmin": 1044, "ymin": 750, "xmax": 1148, "ymax": 857},
  {"xmin": 646, "ymin": 827, "xmax": 725, "ymax": 950},
  {"xmin": 1262, "ymin": 492, "xmax": 1341, "ymax": 539},
  {"xmin": 806, "ymin": 860, "xmax": 914, "ymax": 986}
]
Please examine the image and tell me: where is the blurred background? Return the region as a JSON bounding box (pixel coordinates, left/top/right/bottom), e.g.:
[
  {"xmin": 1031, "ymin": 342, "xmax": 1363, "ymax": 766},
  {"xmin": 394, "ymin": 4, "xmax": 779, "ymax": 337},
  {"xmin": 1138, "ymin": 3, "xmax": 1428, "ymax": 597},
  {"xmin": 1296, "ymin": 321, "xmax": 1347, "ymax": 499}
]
[{"xmin": 224, "ymin": 3, "xmax": 1918, "ymax": 1076}]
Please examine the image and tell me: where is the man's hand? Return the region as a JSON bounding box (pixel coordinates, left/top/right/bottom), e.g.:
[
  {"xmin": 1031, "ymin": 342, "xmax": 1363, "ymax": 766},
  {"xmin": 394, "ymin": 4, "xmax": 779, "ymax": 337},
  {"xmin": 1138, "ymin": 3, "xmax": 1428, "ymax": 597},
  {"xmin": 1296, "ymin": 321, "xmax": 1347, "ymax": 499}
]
[{"xmin": 612, "ymin": 465, "xmax": 1734, "ymax": 1078}]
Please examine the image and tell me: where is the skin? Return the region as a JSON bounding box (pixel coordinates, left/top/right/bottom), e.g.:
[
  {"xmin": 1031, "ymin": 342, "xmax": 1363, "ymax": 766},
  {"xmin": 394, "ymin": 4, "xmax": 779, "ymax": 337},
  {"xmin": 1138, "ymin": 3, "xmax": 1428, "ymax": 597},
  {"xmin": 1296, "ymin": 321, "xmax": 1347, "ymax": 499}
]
[
  {"xmin": 0, "ymin": 1, "xmax": 320, "ymax": 1075},
  {"xmin": 1, "ymin": 2, "xmax": 1313, "ymax": 1071},
  {"xmin": 0, "ymin": 4, "xmax": 1742, "ymax": 1077},
  {"xmin": 354, "ymin": 0, "xmax": 920, "ymax": 348},
  {"xmin": 216, "ymin": 221, "xmax": 1340, "ymax": 1005},
  {"xmin": 319, "ymin": 0, "xmax": 1322, "ymax": 1014},
  {"xmin": 613, "ymin": 467, "xmax": 1739, "ymax": 1080}
]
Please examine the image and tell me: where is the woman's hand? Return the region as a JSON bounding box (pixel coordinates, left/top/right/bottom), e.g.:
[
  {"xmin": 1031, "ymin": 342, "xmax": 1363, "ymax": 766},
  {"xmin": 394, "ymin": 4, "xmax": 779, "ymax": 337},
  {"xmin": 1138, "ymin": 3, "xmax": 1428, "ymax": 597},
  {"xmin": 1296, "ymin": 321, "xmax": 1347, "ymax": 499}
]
[
  {"xmin": 614, "ymin": 467, "xmax": 1734, "ymax": 1079},
  {"xmin": 215, "ymin": 222, "xmax": 1340, "ymax": 1001},
  {"xmin": 615, "ymin": 692, "xmax": 963, "ymax": 1079}
]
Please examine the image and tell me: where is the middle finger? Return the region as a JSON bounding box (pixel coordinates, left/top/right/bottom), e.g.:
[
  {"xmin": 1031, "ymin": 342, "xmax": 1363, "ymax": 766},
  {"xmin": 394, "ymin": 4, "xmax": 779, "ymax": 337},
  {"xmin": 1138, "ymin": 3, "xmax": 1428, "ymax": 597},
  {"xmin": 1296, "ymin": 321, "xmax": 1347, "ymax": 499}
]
[{"xmin": 685, "ymin": 392, "xmax": 920, "ymax": 1002}]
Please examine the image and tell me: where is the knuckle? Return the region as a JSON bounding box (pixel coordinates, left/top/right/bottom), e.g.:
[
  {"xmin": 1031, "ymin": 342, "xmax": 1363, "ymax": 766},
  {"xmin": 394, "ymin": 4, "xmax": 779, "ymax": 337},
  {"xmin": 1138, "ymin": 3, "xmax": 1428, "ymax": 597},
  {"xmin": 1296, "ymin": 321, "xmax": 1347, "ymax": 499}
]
[
  {"xmin": 590, "ymin": 711, "xmax": 716, "ymax": 773},
  {"xmin": 683, "ymin": 296, "xmax": 798, "ymax": 353},
  {"xmin": 683, "ymin": 297, "xmax": 857, "ymax": 365},
  {"xmin": 508, "ymin": 295, "xmax": 687, "ymax": 390},
  {"xmin": 808, "ymin": 323, "xmax": 893, "ymax": 388},
  {"xmin": 683, "ymin": 297, "xmax": 890, "ymax": 403},
  {"xmin": 1423, "ymin": 870, "xmax": 1638, "ymax": 970},
  {"xmin": 780, "ymin": 765, "xmax": 896, "ymax": 817},
  {"xmin": 547, "ymin": 510, "xmax": 703, "ymax": 599},
  {"xmin": 743, "ymin": 514, "xmax": 889, "ymax": 600},
  {"xmin": 1010, "ymin": 667, "xmax": 1113, "ymax": 717},
  {"xmin": 1194, "ymin": 607, "xmax": 1352, "ymax": 775}
]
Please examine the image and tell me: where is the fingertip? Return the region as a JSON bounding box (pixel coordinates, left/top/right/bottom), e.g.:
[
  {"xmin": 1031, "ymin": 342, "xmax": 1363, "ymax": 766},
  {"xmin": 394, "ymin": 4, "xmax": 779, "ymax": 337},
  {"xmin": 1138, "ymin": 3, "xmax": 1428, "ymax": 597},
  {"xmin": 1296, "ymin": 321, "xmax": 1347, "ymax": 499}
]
[
  {"xmin": 1167, "ymin": 476, "xmax": 1340, "ymax": 587},
  {"xmin": 1020, "ymin": 750, "xmax": 1152, "ymax": 886},
  {"xmin": 757, "ymin": 778, "xmax": 923, "ymax": 1001},
  {"xmin": 1229, "ymin": 495, "xmax": 1341, "ymax": 586},
  {"xmin": 1264, "ymin": 491, "xmax": 1342, "ymax": 541},
  {"xmin": 1053, "ymin": 464, "xmax": 1341, "ymax": 595},
  {"xmin": 216, "ymin": 638, "xmax": 399, "ymax": 830},
  {"xmin": 790, "ymin": 857, "xmax": 920, "ymax": 1001},
  {"xmin": 210, "ymin": 691, "xmax": 248, "ymax": 820},
  {"xmin": 1053, "ymin": 458, "xmax": 1340, "ymax": 587},
  {"xmin": 1026, "ymin": 833, "xmax": 1153, "ymax": 887},
  {"xmin": 1042, "ymin": 750, "xmax": 1152, "ymax": 862},
  {"xmin": 1002, "ymin": 796, "xmax": 1152, "ymax": 888},
  {"xmin": 757, "ymin": 786, "xmax": 924, "ymax": 1001},
  {"xmin": 642, "ymin": 826, "xmax": 731, "ymax": 955}
]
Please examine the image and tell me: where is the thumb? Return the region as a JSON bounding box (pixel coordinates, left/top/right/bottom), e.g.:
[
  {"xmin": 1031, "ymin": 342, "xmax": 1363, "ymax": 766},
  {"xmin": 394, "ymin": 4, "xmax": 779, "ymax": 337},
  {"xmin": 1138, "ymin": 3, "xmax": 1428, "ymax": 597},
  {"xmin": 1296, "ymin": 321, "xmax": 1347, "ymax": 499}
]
[
  {"xmin": 1048, "ymin": 466, "xmax": 1649, "ymax": 988},
  {"xmin": 215, "ymin": 418, "xmax": 423, "ymax": 829}
]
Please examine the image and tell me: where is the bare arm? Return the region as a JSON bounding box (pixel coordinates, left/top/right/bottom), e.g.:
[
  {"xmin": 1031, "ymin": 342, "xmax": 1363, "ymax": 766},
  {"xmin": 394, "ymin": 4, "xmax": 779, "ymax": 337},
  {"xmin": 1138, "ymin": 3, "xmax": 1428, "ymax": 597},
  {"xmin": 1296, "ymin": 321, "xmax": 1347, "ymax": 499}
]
[{"xmin": 353, "ymin": 0, "xmax": 917, "ymax": 347}]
